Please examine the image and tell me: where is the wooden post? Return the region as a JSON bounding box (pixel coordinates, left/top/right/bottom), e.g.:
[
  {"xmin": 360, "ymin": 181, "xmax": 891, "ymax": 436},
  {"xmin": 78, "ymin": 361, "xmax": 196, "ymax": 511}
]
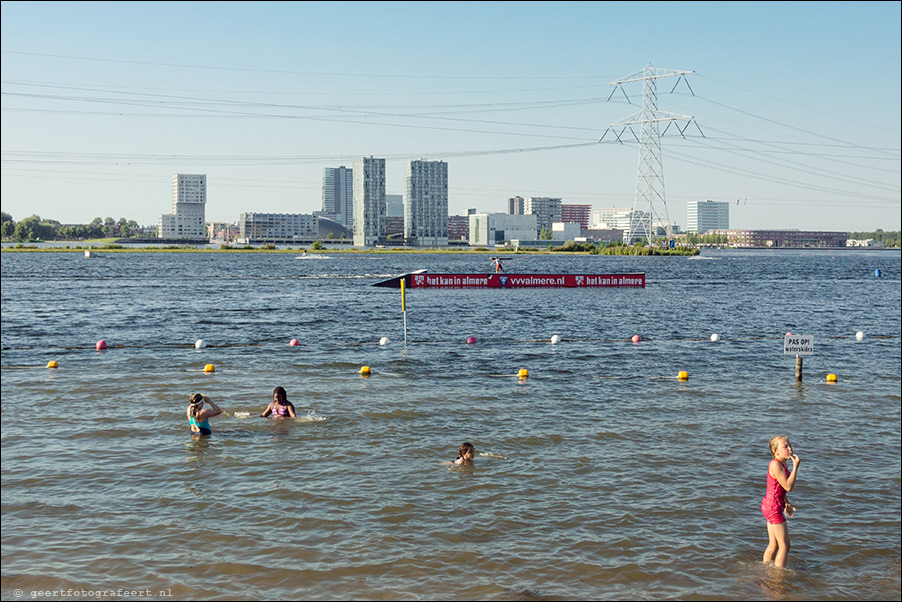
[{"xmin": 795, "ymin": 355, "xmax": 803, "ymax": 382}]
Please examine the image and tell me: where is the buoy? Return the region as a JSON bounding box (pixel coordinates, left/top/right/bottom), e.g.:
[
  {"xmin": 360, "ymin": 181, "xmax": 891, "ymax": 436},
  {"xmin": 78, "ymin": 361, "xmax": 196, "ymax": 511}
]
[
  {"xmin": 518, "ymin": 368, "xmax": 529, "ymax": 379},
  {"xmin": 826, "ymin": 373, "xmax": 838, "ymax": 383},
  {"xmin": 677, "ymin": 370, "xmax": 689, "ymax": 381},
  {"xmin": 360, "ymin": 365, "xmax": 371, "ymax": 376},
  {"xmin": 379, "ymin": 337, "xmax": 390, "ymax": 346},
  {"xmin": 855, "ymin": 331, "xmax": 864, "ymax": 341},
  {"xmin": 466, "ymin": 336, "xmax": 477, "ymax": 344},
  {"xmin": 785, "ymin": 332, "xmax": 792, "ymax": 336},
  {"xmin": 550, "ymin": 334, "xmax": 561, "ymax": 344},
  {"xmin": 875, "ymin": 269, "xmax": 882, "ymax": 278},
  {"xmin": 46, "ymin": 361, "xmax": 59, "ymax": 369},
  {"xmin": 710, "ymin": 333, "xmax": 719, "ymax": 342},
  {"xmin": 204, "ymin": 364, "xmax": 215, "ymax": 373},
  {"xmin": 289, "ymin": 338, "xmax": 301, "ymax": 346},
  {"xmin": 631, "ymin": 335, "xmax": 641, "ymax": 343},
  {"xmin": 95, "ymin": 340, "xmax": 107, "ymax": 350},
  {"xmin": 195, "ymin": 339, "xmax": 206, "ymax": 349}
]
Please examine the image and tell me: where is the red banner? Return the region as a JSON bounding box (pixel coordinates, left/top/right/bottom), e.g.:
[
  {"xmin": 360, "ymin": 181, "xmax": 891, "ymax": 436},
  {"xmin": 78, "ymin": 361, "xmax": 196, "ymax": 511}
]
[{"xmin": 407, "ymin": 273, "xmax": 645, "ymax": 288}]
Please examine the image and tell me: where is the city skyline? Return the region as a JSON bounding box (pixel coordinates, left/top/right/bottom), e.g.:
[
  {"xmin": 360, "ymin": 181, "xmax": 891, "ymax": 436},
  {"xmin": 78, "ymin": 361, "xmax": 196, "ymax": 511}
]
[{"xmin": 1, "ymin": 2, "xmax": 899, "ymax": 232}]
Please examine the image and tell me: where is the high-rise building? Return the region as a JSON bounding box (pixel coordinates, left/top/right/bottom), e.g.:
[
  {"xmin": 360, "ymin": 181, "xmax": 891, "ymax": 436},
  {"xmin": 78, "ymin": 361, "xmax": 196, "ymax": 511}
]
[
  {"xmin": 405, "ymin": 159, "xmax": 448, "ymax": 247},
  {"xmin": 385, "ymin": 194, "xmax": 404, "ymax": 218},
  {"xmin": 158, "ymin": 173, "xmax": 206, "ymax": 239},
  {"xmin": 687, "ymin": 200, "xmax": 729, "ymax": 234},
  {"xmin": 561, "ymin": 204, "xmax": 592, "ymax": 229},
  {"xmin": 322, "ymin": 166, "xmax": 353, "ymax": 228},
  {"xmin": 353, "ymin": 157, "xmax": 386, "ymax": 246},
  {"xmin": 508, "ymin": 196, "xmax": 525, "ymax": 215},
  {"xmin": 524, "ymin": 197, "xmax": 562, "ymax": 232}
]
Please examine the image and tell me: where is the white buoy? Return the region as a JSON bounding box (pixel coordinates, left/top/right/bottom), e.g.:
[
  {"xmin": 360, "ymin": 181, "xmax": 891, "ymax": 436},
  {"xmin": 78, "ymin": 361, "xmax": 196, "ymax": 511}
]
[
  {"xmin": 195, "ymin": 339, "xmax": 206, "ymax": 349},
  {"xmin": 710, "ymin": 333, "xmax": 719, "ymax": 342},
  {"xmin": 380, "ymin": 337, "xmax": 390, "ymax": 346},
  {"xmin": 855, "ymin": 331, "xmax": 864, "ymax": 341},
  {"xmin": 550, "ymin": 334, "xmax": 561, "ymax": 345}
]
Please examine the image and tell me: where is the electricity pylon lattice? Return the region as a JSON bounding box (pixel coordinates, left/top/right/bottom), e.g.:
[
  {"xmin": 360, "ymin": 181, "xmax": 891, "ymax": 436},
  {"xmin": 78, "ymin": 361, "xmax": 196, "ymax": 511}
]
[{"xmin": 604, "ymin": 64, "xmax": 701, "ymax": 244}]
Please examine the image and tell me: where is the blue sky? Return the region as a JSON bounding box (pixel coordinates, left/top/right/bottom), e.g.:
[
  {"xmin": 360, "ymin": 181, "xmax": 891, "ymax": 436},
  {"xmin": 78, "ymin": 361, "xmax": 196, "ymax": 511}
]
[{"xmin": 2, "ymin": 1, "xmax": 899, "ymax": 231}]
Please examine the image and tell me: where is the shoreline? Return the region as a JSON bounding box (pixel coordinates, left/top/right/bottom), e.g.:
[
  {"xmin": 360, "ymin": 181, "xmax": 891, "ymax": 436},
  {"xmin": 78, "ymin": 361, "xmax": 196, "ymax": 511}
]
[{"xmin": 0, "ymin": 244, "xmax": 704, "ymax": 256}]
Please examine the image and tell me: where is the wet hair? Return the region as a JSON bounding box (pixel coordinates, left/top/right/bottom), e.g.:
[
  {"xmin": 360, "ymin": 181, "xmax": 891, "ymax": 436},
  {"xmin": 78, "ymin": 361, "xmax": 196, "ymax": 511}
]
[
  {"xmin": 188, "ymin": 393, "xmax": 204, "ymax": 419},
  {"xmin": 457, "ymin": 441, "xmax": 475, "ymax": 460},
  {"xmin": 768, "ymin": 435, "xmax": 789, "ymax": 457},
  {"xmin": 273, "ymin": 386, "xmax": 288, "ymax": 403}
]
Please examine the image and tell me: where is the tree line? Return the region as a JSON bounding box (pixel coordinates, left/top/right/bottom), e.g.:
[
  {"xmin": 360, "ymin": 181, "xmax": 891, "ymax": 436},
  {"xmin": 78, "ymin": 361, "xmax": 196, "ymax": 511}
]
[{"xmin": 1, "ymin": 213, "xmax": 148, "ymax": 241}]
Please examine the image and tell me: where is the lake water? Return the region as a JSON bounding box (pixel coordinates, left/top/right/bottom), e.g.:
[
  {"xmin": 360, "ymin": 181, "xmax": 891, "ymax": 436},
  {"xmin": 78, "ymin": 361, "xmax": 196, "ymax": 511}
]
[{"xmin": 1, "ymin": 249, "xmax": 900, "ymax": 601}]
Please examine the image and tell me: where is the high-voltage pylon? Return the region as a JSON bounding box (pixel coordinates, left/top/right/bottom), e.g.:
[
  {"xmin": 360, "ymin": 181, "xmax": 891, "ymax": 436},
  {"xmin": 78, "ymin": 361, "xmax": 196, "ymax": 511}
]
[{"xmin": 603, "ymin": 64, "xmax": 701, "ymax": 244}]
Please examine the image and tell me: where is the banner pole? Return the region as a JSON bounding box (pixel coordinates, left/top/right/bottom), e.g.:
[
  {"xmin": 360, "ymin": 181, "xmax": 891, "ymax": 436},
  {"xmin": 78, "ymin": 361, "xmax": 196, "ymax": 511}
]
[{"xmin": 401, "ymin": 278, "xmax": 408, "ymax": 347}]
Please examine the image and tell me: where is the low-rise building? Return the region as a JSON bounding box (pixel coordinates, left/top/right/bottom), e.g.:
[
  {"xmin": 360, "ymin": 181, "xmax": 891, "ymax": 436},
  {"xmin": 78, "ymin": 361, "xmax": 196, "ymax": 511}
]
[
  {"xmin": 468, "ymin": 213, "xmax": 537, "ymax": 247},
  {"xmin": 713, "ymin": 229, "xmax": 847, "ymax": 248}
]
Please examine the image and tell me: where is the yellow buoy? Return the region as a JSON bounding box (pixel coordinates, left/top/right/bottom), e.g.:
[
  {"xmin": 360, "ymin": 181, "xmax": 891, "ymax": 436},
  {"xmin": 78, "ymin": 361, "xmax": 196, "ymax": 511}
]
[
  {"xmin": 826, "ymin": 373, "xmax": 838, "ymax": 382},
  {"xmin": 518, "ymin": 368, "xmax": 529, "ymax": 379},
  {"xmin": 360, "ymin": 365, "xmax": 371, "ymax": 376},
  {"xmin": 678, "ymin": 370, "xmax": 689, "ymax": 381},
  {"xmin": 204, "ymin": 364, "xmax": 215, "ymax": 373},
  {"xmin": 46, "ymin": 361, "xmax": 59, "ymax": 369}
]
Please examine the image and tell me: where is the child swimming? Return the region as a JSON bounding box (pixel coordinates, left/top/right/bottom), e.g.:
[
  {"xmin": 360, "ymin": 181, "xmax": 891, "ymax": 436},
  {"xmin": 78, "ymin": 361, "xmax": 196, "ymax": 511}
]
[
  {"xmin": 453, "ymin": 441, "xmax": 475, "ymax": 465},
  {"xmin": 761, "ymin": 435, "xmax": 802, "ymax": 568}
]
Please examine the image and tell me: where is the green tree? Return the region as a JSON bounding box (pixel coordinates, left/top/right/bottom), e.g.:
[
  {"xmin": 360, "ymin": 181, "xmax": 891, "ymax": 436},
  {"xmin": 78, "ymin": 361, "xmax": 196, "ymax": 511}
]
[
  {"xmin": 1, "ymin": 212, "xmax": 14, "ymax": 238},
  {"xmin": 538, "ymin": 227, "xmax": 553, "ymax": 240}
]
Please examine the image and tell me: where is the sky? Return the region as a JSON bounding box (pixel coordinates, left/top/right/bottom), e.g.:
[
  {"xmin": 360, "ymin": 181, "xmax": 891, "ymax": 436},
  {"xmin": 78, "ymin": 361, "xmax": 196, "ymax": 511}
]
[{"xmin": 1, "ymin": 1, "xmax": 900, "ymax": 232}]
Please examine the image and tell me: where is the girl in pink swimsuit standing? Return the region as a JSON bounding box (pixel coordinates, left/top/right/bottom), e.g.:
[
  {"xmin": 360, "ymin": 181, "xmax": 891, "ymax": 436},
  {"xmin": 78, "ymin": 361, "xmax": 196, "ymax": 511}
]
[{"xmin": 761, "ymin": 435, "xmax": 802, "ymax": 568}]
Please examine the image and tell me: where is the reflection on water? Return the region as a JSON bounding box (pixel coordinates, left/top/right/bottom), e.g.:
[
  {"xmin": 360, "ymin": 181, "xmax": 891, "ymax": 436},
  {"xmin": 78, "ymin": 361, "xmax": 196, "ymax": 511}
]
[{"xmin": 1, "ymin": 250, "xmax": 900, "ymax": 600}]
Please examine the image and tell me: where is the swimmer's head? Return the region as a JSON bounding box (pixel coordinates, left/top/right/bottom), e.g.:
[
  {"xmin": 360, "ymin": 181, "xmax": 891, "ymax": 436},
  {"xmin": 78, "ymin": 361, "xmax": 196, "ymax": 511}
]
[
  {"xmin": 189, "ymin": 393, "xmax": 204, "ymax": 406},
  {"xmin": 273, "ymin": 386, "xmax": 287, "ymax": 403},
  {"xmin": 457, "ymin": 441, "xmax": 475, "ymax": 460}
]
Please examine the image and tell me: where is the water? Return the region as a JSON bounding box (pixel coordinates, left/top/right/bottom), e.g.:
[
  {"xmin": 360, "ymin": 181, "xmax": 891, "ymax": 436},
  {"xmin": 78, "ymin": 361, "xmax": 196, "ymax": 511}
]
[{"xmin": 2, "ymin": 249, "xmax": 900, "ymax": 601}]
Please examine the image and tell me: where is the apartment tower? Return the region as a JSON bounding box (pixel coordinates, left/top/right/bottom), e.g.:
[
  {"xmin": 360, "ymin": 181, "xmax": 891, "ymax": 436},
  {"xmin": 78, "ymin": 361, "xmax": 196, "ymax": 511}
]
[{"xmin": 353, "ymin": 157, "xmax": 386, "ymax": 246}]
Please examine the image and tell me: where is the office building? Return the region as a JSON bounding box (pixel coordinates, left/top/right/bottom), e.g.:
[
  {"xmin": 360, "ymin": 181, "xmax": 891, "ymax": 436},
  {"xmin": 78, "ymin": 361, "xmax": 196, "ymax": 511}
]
[
  {"xmin": 561, "ymin": 204, "xmax": 592, "ymax": 229},
  {"xmin": 405, "ymin": 159, "xmax": 448, "ymax": 247},
  {"xmin": 687, "ymin": 200, "xmax": 729, "ymax": 234},
  {"xmin": 469, "ymin": 213, "xmax": 537, "ymax": 246},
  {"xmin": 524, "ymin": 197, "xmax": 562, "ymax": 232},
  {"xmin": 712, "ymin": 229, "xmax": 846, "ymax": 248},
  {"xmin": 385, "ymin": 194, "xmax": 404, "ymax": 218},
  {"xmin": 592, "ymin": 207, "xmax": 632, "ymax": 229},
  {"xmin": 508, "ymin": 196, "xmax": 525, "ymax": 215},
  {"xmin": 353, "ymin": 156, "xmax": 386, "ymax": 246},
  {"xmin": 552, "ymin": 222, "xmax": 582, "ymax": 241},
  {"xmin": 158, "ymin": 174, "xmax": 206, "ymax": 239},
  {"xmin": 322, "ymin": 166, "xmax": 354, "ymax": 228},
  {"xmin": 239, "ymin": 213, "xmax": 317, "ymax": 242},
  {"xmin": 448, "ymin": 215, "xmax": 469, "ymax": 242}
]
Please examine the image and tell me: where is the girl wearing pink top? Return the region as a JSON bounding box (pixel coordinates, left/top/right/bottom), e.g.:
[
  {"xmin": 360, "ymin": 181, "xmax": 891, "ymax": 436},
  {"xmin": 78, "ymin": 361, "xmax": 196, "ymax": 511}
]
[{"xmin": 761, "ymin": 435, "xmax": 802, "ymax": 568}]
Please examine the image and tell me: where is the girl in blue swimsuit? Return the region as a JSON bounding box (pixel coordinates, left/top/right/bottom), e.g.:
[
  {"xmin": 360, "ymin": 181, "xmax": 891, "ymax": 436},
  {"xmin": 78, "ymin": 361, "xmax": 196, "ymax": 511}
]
[
  {"xmin": 187, "ymin": 393, "xmax": 222, "ymax": 436},
  {"xmin": 260, "ymin": 386, "xmax": 297, "ymax": 418}
]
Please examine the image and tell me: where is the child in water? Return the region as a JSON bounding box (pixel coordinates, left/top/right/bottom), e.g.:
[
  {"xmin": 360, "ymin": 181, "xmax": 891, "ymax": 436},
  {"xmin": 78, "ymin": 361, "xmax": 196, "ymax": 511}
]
[
  {"xmin": 260, "ymin": 386, "xmax": 296, "ymax": 418},
  {"xmin": 761, "ymin": 435, "xmax": 802, "ymax": 568},
  {"xmin": 187, "ymin": 393, "xmax": 222, "ymax": 437},
  {"xmin": 453, "ymin": 441, "xmax": 475, "ymax": 464}
]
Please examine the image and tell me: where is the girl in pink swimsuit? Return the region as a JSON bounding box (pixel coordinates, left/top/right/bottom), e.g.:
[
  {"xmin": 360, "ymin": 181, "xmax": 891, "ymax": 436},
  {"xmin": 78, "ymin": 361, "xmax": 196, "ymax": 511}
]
[
  {"xmin": 260, "ymin": 386, "xmax": 296, "ymax": 418},
  {"xmin": 761, "ymin": 435, "xmax": 802, "ymax": 568}
]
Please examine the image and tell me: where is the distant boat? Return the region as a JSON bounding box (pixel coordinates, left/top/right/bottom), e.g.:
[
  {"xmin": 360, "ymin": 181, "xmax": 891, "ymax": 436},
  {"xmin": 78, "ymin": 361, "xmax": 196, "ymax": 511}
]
[{"xmin": 372, "ymin": 270, "xmax": 645, "ymax": 289}]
